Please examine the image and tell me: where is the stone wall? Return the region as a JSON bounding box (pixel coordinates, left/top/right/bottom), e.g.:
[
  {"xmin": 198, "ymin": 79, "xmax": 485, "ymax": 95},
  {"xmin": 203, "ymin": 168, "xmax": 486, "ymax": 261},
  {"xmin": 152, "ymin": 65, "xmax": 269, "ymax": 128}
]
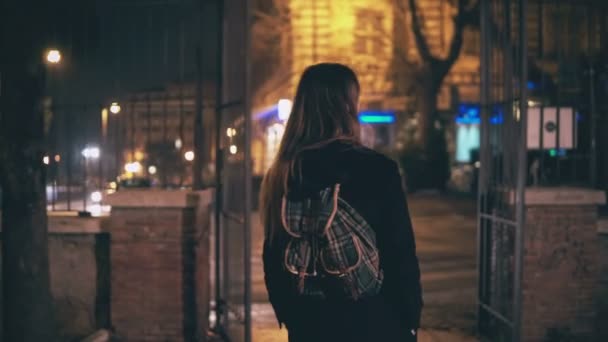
[
  {"xmin": 0, "ymin": 215, "xmax": 110, "ymax": 341},
  {"xmin": 521, "ymin": 188, "xmax": 606, "ymax": 342},
  {"xmin": 597, "ymin": 219, "xmax": 608, "ymax": 340},
  {"xmin": 106, "ymin": 190, "xmax": 212, "ymax": 342}
]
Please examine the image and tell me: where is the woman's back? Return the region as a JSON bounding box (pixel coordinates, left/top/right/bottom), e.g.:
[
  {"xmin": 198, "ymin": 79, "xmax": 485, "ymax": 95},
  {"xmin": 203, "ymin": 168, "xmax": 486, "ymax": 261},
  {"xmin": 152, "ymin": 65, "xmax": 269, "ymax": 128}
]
[{"xmin": 263, "ymin": 141, "xmax": 422, "ymax": 342}]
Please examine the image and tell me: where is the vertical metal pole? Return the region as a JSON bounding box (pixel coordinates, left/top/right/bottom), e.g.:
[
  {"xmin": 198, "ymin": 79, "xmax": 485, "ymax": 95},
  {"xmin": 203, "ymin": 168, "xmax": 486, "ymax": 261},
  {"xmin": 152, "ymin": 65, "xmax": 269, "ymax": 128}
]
[
  {"xmin": 66, "ymin": 109, "xmax": 72, "ymax": 211},
  {"xmin": 82, "ymin": 156, "xmax": 88, "ymax": 213},
  {"xmin": 588, "ymin": 5, "xmax": 597, "ymax": 188},
  {"xmin": 214, "ymin": 0, "xmax": 225, "ymax": 330},
  {"xmin": 477, "ymin": 0, "xmax": 490, "ymax": 332},
  {"xmin": 99, "ymin": 106, "xmax": 105, "ymax": 190},
  {"xmin": 147, "ymin": 93, "xmax": 152, "ymax": 176},
  {"xmin": 130, "ymin": 100, "xmax": 136, "ymax": 162},
  {"xmin": 114, "ymin": 105, "xmax": 121, "ymax": 180},
  {"xmin": 163, "ymin": 93, "xmax": 168, "ymax": 188},
  {"xmin": 193, "ymin": 45, "xmax": 204, "ymax": 190},
  {"xmin": 513, "ymin": 0, "xmax": 528, "ymax": 341},
  {"xmin": 244, "ymin": 0, "xmax": 253, "ymax": 341},
  {"xmin": 179, "ymin": 20, "xmax": 186, "ymax": 186}
]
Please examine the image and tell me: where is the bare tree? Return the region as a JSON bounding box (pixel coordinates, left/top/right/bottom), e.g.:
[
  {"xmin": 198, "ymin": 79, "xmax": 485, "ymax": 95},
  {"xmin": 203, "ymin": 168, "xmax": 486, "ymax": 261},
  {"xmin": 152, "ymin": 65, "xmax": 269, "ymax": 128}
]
[
  {"xmin": 395, "ymin": 0, "xmax": 478, "ymax": 148},
  {"xmin": 0, "ymin": 10, "xmax": 57, "ymax": 342},
  {"xmin": 0, "ymin": 1, "xmax": 97, "ymax": 340}
]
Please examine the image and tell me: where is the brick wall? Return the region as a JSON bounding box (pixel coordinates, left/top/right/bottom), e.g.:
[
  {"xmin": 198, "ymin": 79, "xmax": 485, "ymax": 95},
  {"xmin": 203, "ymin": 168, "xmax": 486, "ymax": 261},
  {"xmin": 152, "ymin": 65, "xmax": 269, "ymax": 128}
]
[
  {"xmin": 522, "ymin": 205, "xmax": 600, "ymax": 341},
  {"xmin": 109, "ymin": 207, "xmax": 199, "ymax": 341},
  {"xmin": 597, "ymin": 227, "xmax": 608, "ymax": 340},
  {"xmin": 0, "ymin": 216, "xmax": 110, "ymax": 341}
]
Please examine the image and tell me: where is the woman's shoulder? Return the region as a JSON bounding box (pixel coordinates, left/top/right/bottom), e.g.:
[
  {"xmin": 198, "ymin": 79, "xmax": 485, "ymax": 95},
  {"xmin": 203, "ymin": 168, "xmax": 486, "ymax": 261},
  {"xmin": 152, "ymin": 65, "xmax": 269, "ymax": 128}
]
[{"xmin": 337, "ymin": 143, "xmax": 400, "ymax": 178}]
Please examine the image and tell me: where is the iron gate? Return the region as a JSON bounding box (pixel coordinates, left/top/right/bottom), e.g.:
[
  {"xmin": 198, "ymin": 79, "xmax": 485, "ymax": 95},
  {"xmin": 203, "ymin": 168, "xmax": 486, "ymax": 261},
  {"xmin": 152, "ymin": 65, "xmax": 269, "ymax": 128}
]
[
  {"xmin": 478, "ymin": 1, "xmax": 607, "ymax": 341},
  {"xmin": 478, "ymin": 0, "xmax": 528, "ymax": 341},
  {"xmin": 214, "ymin": 0, "xmax": 253, "ymax": 341}
]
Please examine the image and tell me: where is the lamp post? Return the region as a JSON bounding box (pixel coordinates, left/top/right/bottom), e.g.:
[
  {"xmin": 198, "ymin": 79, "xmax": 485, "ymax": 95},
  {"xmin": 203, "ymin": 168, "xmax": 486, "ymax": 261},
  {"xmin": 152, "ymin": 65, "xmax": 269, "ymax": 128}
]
[
  {"xmin": 102, "ymin": 102, "xmax": 121, "ymax": 186},
  {"xmin": 81, "ymin": 146, "xmax": 100, "ymax": 216},
  {"xmin": 45, "ymin": 49, "xmax": 61, "ymax": 64}
]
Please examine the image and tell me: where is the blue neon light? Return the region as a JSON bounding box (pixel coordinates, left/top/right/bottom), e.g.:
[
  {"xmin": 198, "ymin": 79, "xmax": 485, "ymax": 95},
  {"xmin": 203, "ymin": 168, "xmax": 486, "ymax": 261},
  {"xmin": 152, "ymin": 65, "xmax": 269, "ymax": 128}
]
[
  {"xmin": 358, "ymin": 111, "xmax": 396, "ymax": 124},
  {"xmin": 456, "ymin": 104, "xmax": 503, "ymax": 125},
  {"xmin": 527, "ymin": 81, "xmax": 537, "ymax": 90},
  {"xmin": 254, "ymin": 105, "xmax": 278, "ymax": 120}
]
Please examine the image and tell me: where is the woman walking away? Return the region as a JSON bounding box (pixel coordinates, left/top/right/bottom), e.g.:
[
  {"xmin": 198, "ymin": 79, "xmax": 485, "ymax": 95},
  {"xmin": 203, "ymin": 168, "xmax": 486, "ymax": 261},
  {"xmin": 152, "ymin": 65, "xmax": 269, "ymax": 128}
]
[{"xmin": 261, "ymin": 63, "xmax": 423, "ymax": 342}]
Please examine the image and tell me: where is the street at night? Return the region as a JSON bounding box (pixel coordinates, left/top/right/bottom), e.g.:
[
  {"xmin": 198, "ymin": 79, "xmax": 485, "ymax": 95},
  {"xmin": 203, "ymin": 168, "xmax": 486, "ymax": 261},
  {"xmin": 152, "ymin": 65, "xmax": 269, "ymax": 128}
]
[{"xmin": 2, "ymin": 0, "xmax": 608, "ymax": 341}]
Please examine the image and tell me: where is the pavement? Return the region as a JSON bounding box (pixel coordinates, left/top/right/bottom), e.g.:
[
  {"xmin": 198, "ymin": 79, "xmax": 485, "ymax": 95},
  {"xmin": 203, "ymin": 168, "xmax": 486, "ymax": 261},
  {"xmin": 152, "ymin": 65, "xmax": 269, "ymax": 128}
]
[{"xmin": 245, "ymin": 193, "xmax": 480, "ymax": 342}]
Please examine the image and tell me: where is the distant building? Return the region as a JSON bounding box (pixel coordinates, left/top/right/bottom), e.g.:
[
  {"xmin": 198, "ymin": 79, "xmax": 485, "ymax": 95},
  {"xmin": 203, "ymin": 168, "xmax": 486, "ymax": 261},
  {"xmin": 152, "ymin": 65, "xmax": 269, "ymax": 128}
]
[
  {"xmin": 250, "ymin": 0, "xmax": 607, "ymax": 195},
  {"xmin": 250, "ymin": 0, "xmax": 481, "ymax": 176},
  {"xmin": 116, "ymin": 82, "xmax": 215, "ymax": 187}
]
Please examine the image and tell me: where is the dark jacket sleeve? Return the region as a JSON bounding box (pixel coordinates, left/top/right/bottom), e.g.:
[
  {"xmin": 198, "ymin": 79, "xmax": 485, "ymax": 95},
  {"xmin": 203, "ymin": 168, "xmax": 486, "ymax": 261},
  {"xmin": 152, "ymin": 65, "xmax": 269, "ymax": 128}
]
[
  {"xmin": 262, "ymin": 236, "xmax": 292, "ymax": 328},
  {"xmin": 378, "ymin": 161, "xmax": 423, "ymax": 328}
]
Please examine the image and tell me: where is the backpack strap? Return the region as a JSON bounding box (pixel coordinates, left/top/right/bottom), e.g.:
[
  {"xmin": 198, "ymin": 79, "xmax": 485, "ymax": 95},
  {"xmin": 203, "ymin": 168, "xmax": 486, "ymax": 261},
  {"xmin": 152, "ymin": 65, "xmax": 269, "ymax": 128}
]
[
  {"xmin": 280, "ymin": 196, "xmax": 301, "ymax": 238},
  {"xmin": 321, "ymin": 183, "xmax": 341, "ymax": 235}
]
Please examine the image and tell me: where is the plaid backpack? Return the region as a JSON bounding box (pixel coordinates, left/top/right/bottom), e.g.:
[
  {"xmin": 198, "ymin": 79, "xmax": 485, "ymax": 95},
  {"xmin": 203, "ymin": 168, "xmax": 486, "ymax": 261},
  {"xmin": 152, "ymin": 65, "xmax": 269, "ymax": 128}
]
[{"xmin": 281, "ymin": 183, "xmax": 383, "ymax": 300}]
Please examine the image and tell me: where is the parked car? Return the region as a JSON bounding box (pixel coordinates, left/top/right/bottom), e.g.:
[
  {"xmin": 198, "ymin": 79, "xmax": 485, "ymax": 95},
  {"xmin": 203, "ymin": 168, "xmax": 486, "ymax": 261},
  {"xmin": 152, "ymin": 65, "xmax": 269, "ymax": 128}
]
[{"xmin": 116, "ymin": 177, "xmax": 152, "ymax": 190}]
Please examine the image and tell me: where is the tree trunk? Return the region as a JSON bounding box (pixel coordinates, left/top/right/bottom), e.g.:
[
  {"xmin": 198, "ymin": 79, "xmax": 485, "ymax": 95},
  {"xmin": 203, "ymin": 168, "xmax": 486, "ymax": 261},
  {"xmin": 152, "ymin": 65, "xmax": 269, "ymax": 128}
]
[
  {"xmin": 416, "ymin": 84, "xmax": 439, "ymax": 149},
  {"xmin": 409, "ymin": 64, "xmax": 450, "ymax": 191},
  {"xmin": 0, "ymin": 6, "xmax": 57, "ymax": 341},
  {"xmin": 1, "ymin": 67, "xmax": 57, "ymax": 342}
]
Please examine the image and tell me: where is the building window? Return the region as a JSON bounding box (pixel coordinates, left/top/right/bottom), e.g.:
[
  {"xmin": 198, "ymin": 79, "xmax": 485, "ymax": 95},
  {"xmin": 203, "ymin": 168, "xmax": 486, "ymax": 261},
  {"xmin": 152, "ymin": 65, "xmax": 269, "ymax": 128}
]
[
  {"xmin": 354, "ymin": 9, "xmax": 384, "ymax": 56},
  {"xmin": 462, "ymin": 27, "xmax": 480, "ymax": 56}
]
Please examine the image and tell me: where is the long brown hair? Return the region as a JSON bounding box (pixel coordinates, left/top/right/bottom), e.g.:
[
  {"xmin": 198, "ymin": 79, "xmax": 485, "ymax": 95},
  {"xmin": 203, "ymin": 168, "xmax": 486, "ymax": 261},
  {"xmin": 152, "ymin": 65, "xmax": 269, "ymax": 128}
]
[{"xmin": 260, "ymin": 63, "xmax": 361, "ymax": 242}]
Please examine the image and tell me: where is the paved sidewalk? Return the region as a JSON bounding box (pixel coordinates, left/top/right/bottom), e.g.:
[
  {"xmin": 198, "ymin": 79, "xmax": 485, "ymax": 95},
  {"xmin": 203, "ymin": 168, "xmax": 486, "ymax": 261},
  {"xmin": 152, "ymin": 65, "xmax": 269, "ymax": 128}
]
[
  {"xmin": 253, "ymin": 325, "xmax": 479, "ymax": 342},
  {"xmin": 250, "ymin": 302, "xmax": 479, "ymax": 342}
]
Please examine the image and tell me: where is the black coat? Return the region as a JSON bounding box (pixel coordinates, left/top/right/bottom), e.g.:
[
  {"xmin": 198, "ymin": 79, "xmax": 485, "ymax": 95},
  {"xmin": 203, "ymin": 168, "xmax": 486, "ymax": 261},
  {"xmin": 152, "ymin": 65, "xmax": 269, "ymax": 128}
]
[{"xmin": 263, "ymin": 141, "xmax": 423, "ymax": 342}]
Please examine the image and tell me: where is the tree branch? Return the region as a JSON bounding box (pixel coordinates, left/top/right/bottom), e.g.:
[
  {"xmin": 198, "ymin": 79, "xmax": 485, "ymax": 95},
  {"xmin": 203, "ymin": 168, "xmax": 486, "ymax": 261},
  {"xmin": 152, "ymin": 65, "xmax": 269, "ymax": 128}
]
[
  {"xmin": 441, "ymin": 0, "xmax": 479, "ymax": 72},
  {"xmin": 408, "ymin": 0, "xmax": 437, "ymax": 63},
  {"xmin": 444, "ymin": 0, "xmax": 467, "ymax": 65}
]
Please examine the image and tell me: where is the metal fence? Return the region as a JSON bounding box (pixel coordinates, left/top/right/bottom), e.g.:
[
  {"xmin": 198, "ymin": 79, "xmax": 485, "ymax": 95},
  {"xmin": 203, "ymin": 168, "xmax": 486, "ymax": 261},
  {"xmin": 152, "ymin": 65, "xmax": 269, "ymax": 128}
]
[
  {"xmin": 213, "ymin": 0, "xmax": 253, "ymax": 341},
  {"xmin": 478, "ymin": 1, "xmax": 608, "ymax": 341},
  {"xmin": 519, "ymin": 0, "xmax": 607, "ymax": 190},
  {"xmin": 41, "ymin": 0, "xmax": 214, "ymax": 216},
  {"xmin": 478, "ymin": 1, "xmax": 528, "ymax": 340}
]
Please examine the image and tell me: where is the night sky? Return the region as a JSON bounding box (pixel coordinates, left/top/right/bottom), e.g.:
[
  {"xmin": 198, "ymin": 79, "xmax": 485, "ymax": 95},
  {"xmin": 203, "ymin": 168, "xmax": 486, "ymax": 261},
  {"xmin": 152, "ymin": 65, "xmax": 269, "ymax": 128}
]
[
  {"xmin": 44, "ymin": 0, "xmax": 219, "ymax": 177},
  {"xmin": 50, "ymin": 0, "xmax": 219, "ymax": 108}
]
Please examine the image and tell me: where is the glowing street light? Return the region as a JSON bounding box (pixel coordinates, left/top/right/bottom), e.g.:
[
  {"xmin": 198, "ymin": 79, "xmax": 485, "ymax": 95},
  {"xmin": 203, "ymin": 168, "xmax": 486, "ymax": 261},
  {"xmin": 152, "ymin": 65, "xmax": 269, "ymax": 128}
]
[
  {"xmin": 125, "ymin": 161, "xmax": 142, "ymax": 173},
  {"xmin": 110, "ymin": 102, "xmax": 121, "ymax": 114},
  {"xmin": 148, "ymin": 165, "xmax": 157, "ymax": 175},
  {"xmin": 43, "ymin": 156, "xmax": 50, "ymax": 165},
  {"xmin": 184, "ymin": 151, "xmax": 195, "ymax": 161},
  {"xmin": 226, "ymin": 128, "xmax": 236, "ymax": 137},
  {"xmin": 175, "ymin": 138, "xmax": 183, "ymax": 150},
  {"xmin": 278, "ymin": 99, "xmax": 293, "ymax": 121},
  {"xmin": 229, "ymin": 145, "xmax": 238, "ymax": 155},
  {"xmin": 82, "ymin": 146, "xmax": 100, "ymax": 159},
  {"xmin": 54, "ymin": 154, "xmax": 61, "ymax": 162},
  {"xmin": 90, "ymin": 191, "xmax": 102, "ymax": 203},
  {"xmin": 46, "ymin": 49, "xmax": 61, "ymax": 64}
]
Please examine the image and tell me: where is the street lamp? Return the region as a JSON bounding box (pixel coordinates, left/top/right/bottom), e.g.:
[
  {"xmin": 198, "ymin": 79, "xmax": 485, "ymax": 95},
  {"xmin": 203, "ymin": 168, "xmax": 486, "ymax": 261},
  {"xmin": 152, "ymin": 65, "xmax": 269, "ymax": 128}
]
[
  {"xmin": 46, "ymin": 49, "xmax": 61, "ymax": 64},
  {"xmin": 110, "ymin": 102, "xmax": 121, "ymax": 115},
  {"xmin": 229, "ymin": 145, "xmax": 238, "ymax": 155},
  {"xmin": 82, "ymin": 146, "xmax": 100, "ymax": 159},
  {"xmin": 81, "ymin": 146, "xmax": 100, "ymax": 217},
  {"xmin": 184, "ymin": 151, "xmax": 195, "ymax": 162}
]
